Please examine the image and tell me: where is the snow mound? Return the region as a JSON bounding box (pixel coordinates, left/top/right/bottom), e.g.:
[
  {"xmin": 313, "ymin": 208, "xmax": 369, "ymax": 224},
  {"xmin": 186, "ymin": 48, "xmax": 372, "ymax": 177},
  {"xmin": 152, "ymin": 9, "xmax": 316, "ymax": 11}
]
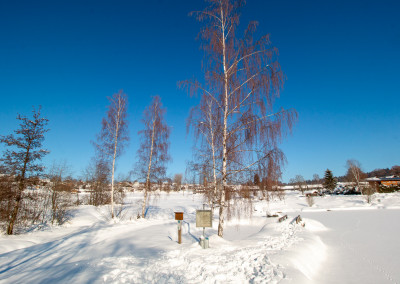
[
  {"xmin": 302, "ymin": 218, "xmax": 329, "ymax": 232},
  {"xmin": 289, "ymin": 235, "xmax": 327, "ymax": 280}
]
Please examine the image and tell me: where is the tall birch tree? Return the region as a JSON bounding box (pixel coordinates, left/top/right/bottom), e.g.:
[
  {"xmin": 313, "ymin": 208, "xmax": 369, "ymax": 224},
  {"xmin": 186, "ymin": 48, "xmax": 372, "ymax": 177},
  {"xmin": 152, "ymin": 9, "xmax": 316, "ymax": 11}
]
[
  {"xmin": 136, "ymin": 96, "xmax": 171, "ymax": 218},
  {"xmin": 184, "ymin": 0, "xmax": 297, "ymax": 237},
  {"xmin": 94, "ymin": 90, "xmax": 129, "ymax": 218}
]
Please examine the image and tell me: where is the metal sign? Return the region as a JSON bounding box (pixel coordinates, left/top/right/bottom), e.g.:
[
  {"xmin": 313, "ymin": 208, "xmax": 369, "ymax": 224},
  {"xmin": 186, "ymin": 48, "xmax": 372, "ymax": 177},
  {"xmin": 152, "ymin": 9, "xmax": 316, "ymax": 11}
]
[{"xmin": 196, "ymin": 210, "xmax": 212, "ymax": 228}]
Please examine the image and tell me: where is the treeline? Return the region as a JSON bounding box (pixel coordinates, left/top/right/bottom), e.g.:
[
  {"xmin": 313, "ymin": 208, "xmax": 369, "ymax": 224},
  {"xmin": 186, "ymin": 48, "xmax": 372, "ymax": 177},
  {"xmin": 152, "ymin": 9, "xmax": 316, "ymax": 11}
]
[{"xmin": 288, "ymin": 164, "xmax": 400, "ymax": 186}]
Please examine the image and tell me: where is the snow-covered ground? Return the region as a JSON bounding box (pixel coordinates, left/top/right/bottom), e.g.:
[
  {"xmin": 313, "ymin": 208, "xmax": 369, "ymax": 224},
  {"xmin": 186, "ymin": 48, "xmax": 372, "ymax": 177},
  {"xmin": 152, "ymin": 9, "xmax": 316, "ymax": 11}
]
[{"xmin": 0, "ymin": 191, "xmax": 399, "ymax": 283}]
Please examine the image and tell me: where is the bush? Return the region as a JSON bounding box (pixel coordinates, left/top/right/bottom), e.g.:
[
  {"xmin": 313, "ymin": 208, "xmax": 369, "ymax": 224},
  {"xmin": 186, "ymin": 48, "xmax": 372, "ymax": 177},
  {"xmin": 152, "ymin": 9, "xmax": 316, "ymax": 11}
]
[
  {"xmin": 377, "ymin": 185, "xmax": 400, "ymax": 193},
  {"xmin": 306, "ymin": 195, "xmax": 314, "ymax": 207}
]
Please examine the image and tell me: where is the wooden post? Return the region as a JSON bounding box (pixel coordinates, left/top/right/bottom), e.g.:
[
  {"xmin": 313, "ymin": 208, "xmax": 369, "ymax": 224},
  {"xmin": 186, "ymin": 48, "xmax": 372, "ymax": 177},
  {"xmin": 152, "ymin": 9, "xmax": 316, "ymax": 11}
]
[
  {"xmin": 175, "ymin": 212, "xmax": 183, "ymax": 244},
  {"xmin": 178, "ymin": 221, "xmax": 182, "ymax": 244}
]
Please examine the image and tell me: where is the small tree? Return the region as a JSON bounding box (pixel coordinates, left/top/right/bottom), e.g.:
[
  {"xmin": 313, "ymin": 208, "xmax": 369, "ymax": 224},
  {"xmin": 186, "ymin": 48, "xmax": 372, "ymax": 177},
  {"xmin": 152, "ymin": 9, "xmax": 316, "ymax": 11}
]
[
  {"xmin": 291, "ymin": 174, "xmax": 306, "ymax": 194},
  {"xmin": 323, "ymin": 169, "xmax": 337, "ymax": 192},
  {"xmin": 345, "ymin": 159, "xmax": 366, "ymax": 190},
  {"xmin": 306, "ymin": 195, "xmax": 315, "ymax": 207},
  {"xmin": 313, "ymin": 174, "xmax": 320, "ymax": 184},
  {"xmin": 173, "ymin": 173, "xmax": 183, "ymax": 191},
  {"xmin": 0, "ymin": 107, "xmax": 49, "ymax": 234},
  {"xmin": 93, "ymin": 90, "xmax": 129, "ymax": 218},
  {"xmin": 46, "ymin": 161, "xmax": 73, "ymax": 225},
  {"xmin": 363, "ymin": 186, "xmax": 375, "ymax": 204},
  {"xmin": 136, "ymin": 96, "xmax": 171, "ymax": 218},
  {"xmin": 83, "ymin": 156, "xmax": 111, "ymax": 206}
]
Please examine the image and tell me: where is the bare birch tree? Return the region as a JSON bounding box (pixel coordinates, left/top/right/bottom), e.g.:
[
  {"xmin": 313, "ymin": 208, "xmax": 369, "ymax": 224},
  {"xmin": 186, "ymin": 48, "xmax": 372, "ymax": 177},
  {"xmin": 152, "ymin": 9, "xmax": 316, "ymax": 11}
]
[
  {"xmin": 0, "ymin": 107, "xmax": 49, "ymax": 234},
  {"xmin": 93, "ymin": 90, "xmax": 129, "ymax": 218},
  {"xmin": 187, "ymin": 94, "xmax": 222, "ymax": 209},
  {"xmin": 136, "ymin": 96, "xmax": 171, "ymax": 218},
  {"xmin": 183, "ymin": 0, "xmax": 297, "ymax": 237},
  {"xmin": 346, "ymin": 159, "xmax": 366, "ymax": 190}
]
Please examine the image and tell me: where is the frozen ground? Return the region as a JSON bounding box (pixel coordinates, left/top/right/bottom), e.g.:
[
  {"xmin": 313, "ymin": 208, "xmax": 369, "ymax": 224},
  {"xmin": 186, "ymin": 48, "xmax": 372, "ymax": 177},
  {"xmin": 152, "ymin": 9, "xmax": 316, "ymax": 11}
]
[{"xmin": 0, "ymin": 191, "xmax": 399, "ymax": 283}]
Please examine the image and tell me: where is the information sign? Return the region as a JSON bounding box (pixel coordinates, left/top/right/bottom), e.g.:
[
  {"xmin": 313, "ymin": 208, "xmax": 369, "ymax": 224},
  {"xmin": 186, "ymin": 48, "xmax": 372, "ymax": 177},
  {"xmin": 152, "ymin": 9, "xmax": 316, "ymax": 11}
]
[{"xmin": 196, "ymin": 210, "xmax": 212, "ymax": 228}]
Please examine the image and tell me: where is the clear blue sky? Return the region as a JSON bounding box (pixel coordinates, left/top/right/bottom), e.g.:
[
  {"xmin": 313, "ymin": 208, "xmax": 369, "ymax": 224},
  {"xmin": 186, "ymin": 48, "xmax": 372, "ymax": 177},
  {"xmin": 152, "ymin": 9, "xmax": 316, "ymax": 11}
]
[{"xmin": 1, "ymin": 0, "xmax": 399, "ymax": 182}]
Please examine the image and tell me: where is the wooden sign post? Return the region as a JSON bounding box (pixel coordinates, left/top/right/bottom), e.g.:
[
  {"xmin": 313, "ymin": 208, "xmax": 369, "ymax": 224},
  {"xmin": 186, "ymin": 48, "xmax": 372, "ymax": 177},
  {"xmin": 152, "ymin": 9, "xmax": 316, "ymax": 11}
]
[{"xmin": 175, "ymin": 212, "xmax": 183, "ymax": 244}]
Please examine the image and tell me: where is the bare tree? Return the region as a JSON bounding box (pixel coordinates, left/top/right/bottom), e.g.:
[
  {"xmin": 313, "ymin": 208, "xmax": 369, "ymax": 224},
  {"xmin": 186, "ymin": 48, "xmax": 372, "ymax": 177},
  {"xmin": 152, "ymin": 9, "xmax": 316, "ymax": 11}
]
[
  {"xmin": 363, "ymin": 186, "xmax": 375, "ymax": 203},
  {"xmin": 173, "ymin": 173, "xmax": 183, "ymax": 191},
  {"xmin": 346, "ymin": 159, "xmax": 366, "ymax": 190},
  {"xmin": 290, "ymin": 174, "xmax": 306, "ymax": 194},
  {"xmin": 0, "ymin": 173, "xmax": 15, "ymax": 231},
  {"xmin": 0, "ymin": 107, "xmax": 49, "ymax": 235},
  {"xmin": 93, "ymin": 90, "xmax": 129, "ymax": 218},
  {"xmin": 313, "ymin": 174, "xmax": 320, "ymax": 184},
  {"xmin": 83, "ymin": 156, "xmax": 111, "ymax": 206},
  {"xmin": 136, "ymin": 96, "xmax": 171, "ymax": 218},
  {"xmin": 187, "ymin": 94, "xmax": 221, "ymax": 208},
  {"xmin": 46, "ymin": 161, "xmax": 73, "ymax": 225},
  {"xmin": 183, "ymin": 0, "xmax": 296, "ymax": 237}
]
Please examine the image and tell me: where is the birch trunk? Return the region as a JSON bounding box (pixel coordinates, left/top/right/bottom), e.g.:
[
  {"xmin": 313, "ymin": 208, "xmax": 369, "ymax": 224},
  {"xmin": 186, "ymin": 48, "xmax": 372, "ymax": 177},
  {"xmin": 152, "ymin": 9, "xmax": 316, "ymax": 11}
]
[
  {"xmin": 111, "ymin": 146, "xmax": 116, "ymax": 218},
  {"xmin": 110, "ymin": 98, "xmax": 121, "ymax": 219},
  {"xmin": 142, "ymin": 103, "xmax": 158, "ymax": 218},
  {"xmin": 218, "ymin": 5, "xmax": 229, "ymax": 238}
]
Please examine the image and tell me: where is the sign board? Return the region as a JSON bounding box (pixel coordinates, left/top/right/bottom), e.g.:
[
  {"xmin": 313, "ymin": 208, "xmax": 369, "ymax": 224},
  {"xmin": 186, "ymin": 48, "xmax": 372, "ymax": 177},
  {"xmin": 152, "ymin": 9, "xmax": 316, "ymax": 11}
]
[
  {"xmin": 175, "ymin": 212, "xmax": 183, "ymax": 220},
  {"xmin": 196, "ymin": 210, "xmax": 212, "ymax": 228}
]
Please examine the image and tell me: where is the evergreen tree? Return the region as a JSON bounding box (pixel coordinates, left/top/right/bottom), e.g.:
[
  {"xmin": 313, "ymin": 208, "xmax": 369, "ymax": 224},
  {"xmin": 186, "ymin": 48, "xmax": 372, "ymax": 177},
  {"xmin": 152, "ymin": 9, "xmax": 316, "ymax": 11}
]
[
  {"xmin": 0, "ymin": 107, "xmax": 49, "ymax": 234},
  {"xmin": 323, "ymin": 169, "xmax": 337, "ymax": 191}
]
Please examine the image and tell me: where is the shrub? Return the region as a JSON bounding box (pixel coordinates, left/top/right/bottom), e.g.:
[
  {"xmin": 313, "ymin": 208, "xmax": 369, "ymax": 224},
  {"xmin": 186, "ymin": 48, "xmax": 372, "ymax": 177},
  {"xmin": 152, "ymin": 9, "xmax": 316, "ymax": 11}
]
[{"xmin": 306, "ymin": 195, "xmax": 314, "ymax": 207}]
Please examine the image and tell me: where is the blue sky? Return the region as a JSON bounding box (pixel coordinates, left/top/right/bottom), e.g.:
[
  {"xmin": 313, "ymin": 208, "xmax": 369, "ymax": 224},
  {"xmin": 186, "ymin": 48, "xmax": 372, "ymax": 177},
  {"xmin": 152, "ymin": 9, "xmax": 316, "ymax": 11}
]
[{"xmin": 0, "ymin": 0, "xmax": 399, "ymax": 182}]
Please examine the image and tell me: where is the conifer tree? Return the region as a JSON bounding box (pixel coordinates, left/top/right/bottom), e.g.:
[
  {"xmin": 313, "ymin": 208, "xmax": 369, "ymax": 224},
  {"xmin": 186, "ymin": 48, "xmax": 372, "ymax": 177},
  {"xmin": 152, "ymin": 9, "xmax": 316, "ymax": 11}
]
[
  {"xmin": 323, "ymin": 169, "xmax": 337, "ymax": 191},
  {"xmin": 0, "ymin": 107, "xmax": 49, "ymax": 234}
]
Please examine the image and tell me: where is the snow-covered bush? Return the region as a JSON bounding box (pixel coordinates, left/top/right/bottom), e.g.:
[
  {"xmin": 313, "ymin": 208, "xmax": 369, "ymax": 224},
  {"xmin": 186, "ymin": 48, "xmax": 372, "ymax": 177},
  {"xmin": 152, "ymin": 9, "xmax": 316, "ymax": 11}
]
[{"xmin": 306, "ymin": 195, "xmax": 315, "ymax": 207}]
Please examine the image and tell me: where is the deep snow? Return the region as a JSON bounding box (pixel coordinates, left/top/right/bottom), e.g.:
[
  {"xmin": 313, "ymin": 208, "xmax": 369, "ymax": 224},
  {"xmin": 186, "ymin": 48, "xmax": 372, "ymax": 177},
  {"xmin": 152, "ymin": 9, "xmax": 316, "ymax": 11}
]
[{"xmin": 0, "ymin": 191, "xmax": 399, "ymax": 283}]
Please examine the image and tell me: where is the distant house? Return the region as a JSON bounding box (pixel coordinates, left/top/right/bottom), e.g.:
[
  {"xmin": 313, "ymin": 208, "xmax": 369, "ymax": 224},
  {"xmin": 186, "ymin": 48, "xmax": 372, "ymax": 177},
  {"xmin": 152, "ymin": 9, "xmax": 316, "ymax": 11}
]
[
  {"xmin": 380, "ymin": 176, "xmax": 400, "ymax": 186},
  {"xmin": 366, "ymin": 176, "xmax": 400, "ymax": 187}
]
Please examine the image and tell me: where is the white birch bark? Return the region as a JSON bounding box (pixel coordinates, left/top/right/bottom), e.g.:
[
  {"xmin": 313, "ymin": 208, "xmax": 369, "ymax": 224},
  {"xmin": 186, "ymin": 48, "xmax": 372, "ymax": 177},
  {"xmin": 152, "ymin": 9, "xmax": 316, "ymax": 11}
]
[
  {"xmin": 110, "ymin": 96, "xmax": 122, "ymax": 218},
  {"xmin": 142, "ymin": 101, "xmax": 158, "ymax": 218},
  {"xmin": 218, "ymin": 4, "xmax": 228, "ymax": 237}
]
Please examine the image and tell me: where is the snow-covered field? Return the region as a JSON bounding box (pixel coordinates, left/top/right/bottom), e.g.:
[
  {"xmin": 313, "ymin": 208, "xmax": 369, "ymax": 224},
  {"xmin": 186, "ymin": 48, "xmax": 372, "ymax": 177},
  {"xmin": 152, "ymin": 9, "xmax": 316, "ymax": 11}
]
[{"xmin": 0, "ymin": 191, "xmax": 399, "ymax": 283}]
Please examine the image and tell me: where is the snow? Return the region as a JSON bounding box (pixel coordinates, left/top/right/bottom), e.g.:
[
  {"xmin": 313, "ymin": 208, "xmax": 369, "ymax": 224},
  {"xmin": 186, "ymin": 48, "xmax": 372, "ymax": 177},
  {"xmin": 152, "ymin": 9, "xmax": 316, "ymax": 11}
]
[{"xmin": 0, "ymin": 191, "xmax": 399, "ymax": 283}]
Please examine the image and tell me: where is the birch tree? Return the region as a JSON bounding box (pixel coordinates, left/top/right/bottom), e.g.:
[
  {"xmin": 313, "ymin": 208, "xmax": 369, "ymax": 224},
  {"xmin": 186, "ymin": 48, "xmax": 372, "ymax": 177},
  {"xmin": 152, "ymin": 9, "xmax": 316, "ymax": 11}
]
[
  {"xmin": 0, "ymin": 107, "xmax": 49, "ymax": 235},
  {"xmin": 136, "ymin": 96, "xmax": 171, "ymax": 218},
  {"xmin": 94, "ymin": 90, "xmax": 129, "ymax": 218},
  {"xmin": 184, "ymin": 0, "xmax": 297, "ymax": 237},
  {"xmin": 187, "ymin": 94, "xmax": 221, "ymax": 208},
  {"xmin": 346, "ymin": 159, "xmax": 366, "ymax": 190}
]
